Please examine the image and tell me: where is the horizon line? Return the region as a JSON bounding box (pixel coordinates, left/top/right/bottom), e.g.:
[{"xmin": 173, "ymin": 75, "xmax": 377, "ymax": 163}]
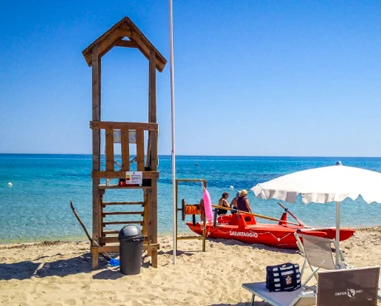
[{"xmin": 0, "ymin": 153, "xmax": 380, "ymax": 159}]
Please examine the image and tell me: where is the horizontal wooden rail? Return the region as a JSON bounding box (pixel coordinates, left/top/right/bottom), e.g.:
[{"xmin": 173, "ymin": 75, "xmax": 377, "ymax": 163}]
[
  {"xmin": 90, "ymin": 121, "xmax": 158, "ymax": 131},
  {"xmin": 100, "ymin": 237, "xmax": 119, "ymax": 244},
  {"xmin": 99, "ymin": 236, "xmax": 149, "ymax": 244},
  {"xmin": 92, "ymin": 170, "xmax": 159, "ymax": 179},
  {"xmin": 101, "ymin": 230, "xmax": 148, "ymax": 237},
  {"xmin": 98, "ymin": 184, "xmax": 152, "ymax": 190},
  {"xmin": 92, "ymin": 244, "xmax": 159, "ymax": 254},
  {"xmin": 176, "ymin": 178, "xmax": 207, "ymax": 183},
  {"xmin": 116, "ymin": 40, "xmax": 138, "ymax": 48},
  {"xmin": 102, "ymin": 221, "xmax": 143, "ymax": 226},
  {"xmin": 102, "ymin": 201, "xmax": 144, "ymax": 206},
  {"xmin": 102, "ymin": 211, "xmax": 144, "ymax": 216},
  {"xmin": 102, "ymin": 230, "xmax": 120, "ymax": 235}
]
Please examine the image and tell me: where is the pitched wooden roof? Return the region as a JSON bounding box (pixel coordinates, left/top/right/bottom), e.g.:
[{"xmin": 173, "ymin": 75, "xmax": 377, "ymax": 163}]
[{"xmin": 82, "ymin": 17, "xmax": 167, "ymax": 72}]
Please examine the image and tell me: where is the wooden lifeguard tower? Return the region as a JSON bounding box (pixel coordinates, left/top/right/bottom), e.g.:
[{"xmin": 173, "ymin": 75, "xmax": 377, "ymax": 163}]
[{"xmin": 82, "ymin": 17, "xmax": 166, "ymax": 269}]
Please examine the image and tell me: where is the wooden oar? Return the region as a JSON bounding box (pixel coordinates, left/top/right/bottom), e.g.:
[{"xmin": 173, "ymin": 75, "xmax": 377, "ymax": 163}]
[
  {"xmin": 277, "ymin": 202, "xmax": 306, "ymax": 226},
  {"xmin": 212, "ymin": 205, "xmax": 300, "ymax": 226},
  {"xmin": 70, "ymin": 201, "xmax": 111, "ymax": 261}
]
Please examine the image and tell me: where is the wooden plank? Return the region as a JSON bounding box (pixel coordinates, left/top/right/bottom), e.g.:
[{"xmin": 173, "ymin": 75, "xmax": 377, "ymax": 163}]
[
  {"xmin": 129, "ymin": 33, "xmax": 160, "ymax": 70},
  {"xmin": 149, "ymin": 178, "xmax": 158, "ymax": 268},
  {"xmin": 99, "ymin": 193, "xmax": 105, "ymax": 246},
  {"xmin": 96, "ymin": 50, "xmax": 102, "ymax": 251},
  {"xmin": 99, "ymin": 237, "xmax": 119, "ymax": 244},
  {"xmin": 146, "ymin": 50, "xmax": 157, "ymax": 169},
  {"xmin": 92, "ymin": 170, "xmax": 159, "ymax": 179},
  {"xmin": 102, "ymin": 221, "xmax": 143, "ymax": 226},
  {"xmin": 98, "ymin": 184, "xmax": 152, "ymax": 190},
  {"xmin": 94, "ymin": 244, "xmax": 159, "ymax": 254},
  {"xmin": 116, "ymin": 40, "xmax": 138, "ymax": 48},
  {"xmin": 101, "ymin": 230, "xmax": 120, "ymax": 235},
  {"xmin": 93, "ymin": 245, "xmax": 118, "ymax": 254},
  {"xmin": 102, "ymin": 201, "xmax": 144, "ymax": 206},
  {"xmin": 98, "ymin": 34, "xmax": 124, "ymax": 59},
  {"xmin": 136, "ymin": 129, "xmax": 144, "ymax": 171},
  {"xmin": 176, "ymin": 178, "xmax": 207, "ymax": 184},
  {"xmin": 82, "ymin": 17, "xmax": 166, "ymax": 71},
  {"xmin": 146, "ymin": 133, "xmax": 151, "ymax": 169},
  {"xmin": 148, "ymin": 49, "xmax": 157, "ymax": 123},
  {"xmin": 105, "ymin": 127, "xmax": 114, "ymax": 171},
  {"xmin": 91, "ymin": 46, "xmax": 101, "ymax": 270},
  {"xmin": 101, "ymin": 231, "xmax": 147, "ymax": 238},
  {"xmin": 113, "ymin": 28, "xmax": 132, "ymax": 38},
  {"xmin": 97, "ymin": 28, "xmax": 133, "ymax": 59},
  {"xmin": 102, "ymin": 211, "xmax": 144, "ymax": 216},
  {"xmin": 99, "ymin": 236, "xmax": 150, "ymax": 244},
  {"xmin": 83, "ymin": 26, "xmax": 132, "ymax": 66},
  {"xmin": 150, "ymin": 131, "xmax": 158, "ymax": 171},
  {"xmin": 121, "ymin": 128, "xmax": 130, "ymax": 171},
  {"xmin": 142, "ymin": 190, "xmax": 151, "ymax": 236},
  {"xmin": 130, "ymin": 34, "xmax": 150, "ymax": 61},
  {"xmin": 92, "ymin": 46, "xmax": 101, "ymax": 131},
  {"xmin": 90, "ymin": 121, "xmax": 158, "ymax": 131},
  {"xmin": 91, "ymin": 247, "xmax": 99, "ymax": 270},
  {"xmin": 120, "ymin": 18, "xmax": 166, "ymax": 72}
]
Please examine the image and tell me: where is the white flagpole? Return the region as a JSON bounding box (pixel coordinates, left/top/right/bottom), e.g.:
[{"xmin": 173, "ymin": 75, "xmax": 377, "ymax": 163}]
[{"xmin": 169, "ymin": 0, "xmax": 177, "ymax": 264}]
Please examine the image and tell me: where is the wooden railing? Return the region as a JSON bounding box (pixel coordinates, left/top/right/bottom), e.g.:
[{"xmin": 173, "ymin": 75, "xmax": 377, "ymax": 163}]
[{"xmin": 90, "ymin": 121, "xmax": 158, "ymax": 179}]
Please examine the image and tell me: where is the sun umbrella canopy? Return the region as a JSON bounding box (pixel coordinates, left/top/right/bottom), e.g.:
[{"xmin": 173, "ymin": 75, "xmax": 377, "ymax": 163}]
[
  {"xmin": 251, "ymin": 164, "xmax": 381, "ymax": 268},
  {"xmin": 252, "ymin": 165, "xmax": 381, "ymax": 204}
]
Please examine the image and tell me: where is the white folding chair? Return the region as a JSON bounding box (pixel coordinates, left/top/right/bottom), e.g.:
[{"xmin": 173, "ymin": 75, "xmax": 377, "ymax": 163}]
[{"xmin": 295, "ymin": 232, "xmax": 347, "ymax": 286}]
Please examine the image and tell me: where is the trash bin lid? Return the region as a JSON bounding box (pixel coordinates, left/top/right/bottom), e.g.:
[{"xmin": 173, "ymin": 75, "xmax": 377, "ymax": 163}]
[{"xmin": 118, "ymin": 225, "xmax": 143, "ymax": 240}]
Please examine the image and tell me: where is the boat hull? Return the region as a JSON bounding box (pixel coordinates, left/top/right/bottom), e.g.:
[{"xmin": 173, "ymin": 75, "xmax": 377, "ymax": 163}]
[{"xmin": 186, "ymin": 213, "xmax": 355, "ymax": 249}]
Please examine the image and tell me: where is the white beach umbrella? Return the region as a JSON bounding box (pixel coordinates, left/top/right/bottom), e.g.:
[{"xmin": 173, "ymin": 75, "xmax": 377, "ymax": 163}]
[{"xmin": 251, "ymin": 164, "xmax": 381, "ymax": 267}]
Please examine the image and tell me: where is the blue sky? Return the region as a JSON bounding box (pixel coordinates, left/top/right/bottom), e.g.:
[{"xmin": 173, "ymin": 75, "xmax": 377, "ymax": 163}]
[{"xmin": 0, "ymin": 0, "xmax": 380, "ymax": 156}]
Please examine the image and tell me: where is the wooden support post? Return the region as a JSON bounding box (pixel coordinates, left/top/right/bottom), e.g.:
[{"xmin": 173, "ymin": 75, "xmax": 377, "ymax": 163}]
[
  {"xmin": 149, "ymin": 178, "xmax": 158, "ymax": 267},
  {"xmin": 91, "ymin": 246, "xmax": 99, "ymax": 270},
  {"xmin": 136, "ymin": 129, "xmax": 144, "ymax": 171},
  {"xmin": 148, "ymin": 49, "xmax": 156, "ymax": 124},
  {"xmin": 99, "ymin": 192, "xmax": 105, "ymax": 245},
  {"xmin": 175, "ymin": 179, "xmax": 207, "ymax": 253},
  {"xmin": 121, "ymin": 128, "xmax": 130, "ymax": 171},
  {"xmin": 149, "ymin": 131, "xmax": 159, "ymax": 171},
  {"xmin": 142, "ymin": 190, "xmax": 150, "ymax": 237},
  {"xmin": 91, "ymin": 45, "xmax": 101, "ymax": 269},
  {"xmin": 105, "ymin": 127, "xmax": 114, "ymax": 171},
  {"xmin": 147, "ymin": 49, "xmax": 157, "ymax": 170}
]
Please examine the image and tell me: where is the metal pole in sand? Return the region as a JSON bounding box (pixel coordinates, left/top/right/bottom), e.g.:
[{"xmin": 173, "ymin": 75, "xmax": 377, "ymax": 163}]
[{"xmin": 169, "ymin": 0, "xmax": 177, "ymax": 265}]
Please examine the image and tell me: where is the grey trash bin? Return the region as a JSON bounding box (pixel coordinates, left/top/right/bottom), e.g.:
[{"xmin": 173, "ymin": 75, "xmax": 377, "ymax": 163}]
[{"xmin": 118, "ymin": 225, "xmax": 144, "ymax": 275}]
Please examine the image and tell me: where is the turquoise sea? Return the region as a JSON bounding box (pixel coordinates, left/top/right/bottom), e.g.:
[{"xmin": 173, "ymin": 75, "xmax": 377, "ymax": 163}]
[{"xmin": 1, "ymin": 154, "xmax": 381, "ymax": 244}]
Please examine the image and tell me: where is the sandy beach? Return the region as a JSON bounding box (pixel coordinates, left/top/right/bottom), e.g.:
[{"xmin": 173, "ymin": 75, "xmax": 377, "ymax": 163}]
[{"xmin": 0, "ymin": 227, "xmax": 380, "ymax": 306}]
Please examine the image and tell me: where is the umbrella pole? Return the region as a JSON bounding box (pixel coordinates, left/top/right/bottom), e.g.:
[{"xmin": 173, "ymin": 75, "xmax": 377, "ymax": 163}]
[{"xmin": 335, "ymin": 201, "xmax": 341, "ymax": 268}]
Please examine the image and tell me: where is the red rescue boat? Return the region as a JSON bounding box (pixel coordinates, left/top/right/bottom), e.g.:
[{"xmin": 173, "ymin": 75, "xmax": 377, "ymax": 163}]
[{"xmin": 186, "ymin": 209, "xmax": 355, "ymax": 249}]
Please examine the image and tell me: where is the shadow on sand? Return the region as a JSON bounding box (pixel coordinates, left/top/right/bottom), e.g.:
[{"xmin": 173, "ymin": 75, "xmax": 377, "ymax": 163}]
[
  {"xmin": 0, "ymin": 248, "xmax": 157, "ymax": 281},
  {"xmin": 0, "ymin": 238, "xmax": 299, "ymax": 282},
  {"xmin": 159, "ymin": 249, "xmax": 199, "ymax": 256},
  {"xmin": 0, "ymin": 252, "xmax": 108, "ymax": 281}
]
